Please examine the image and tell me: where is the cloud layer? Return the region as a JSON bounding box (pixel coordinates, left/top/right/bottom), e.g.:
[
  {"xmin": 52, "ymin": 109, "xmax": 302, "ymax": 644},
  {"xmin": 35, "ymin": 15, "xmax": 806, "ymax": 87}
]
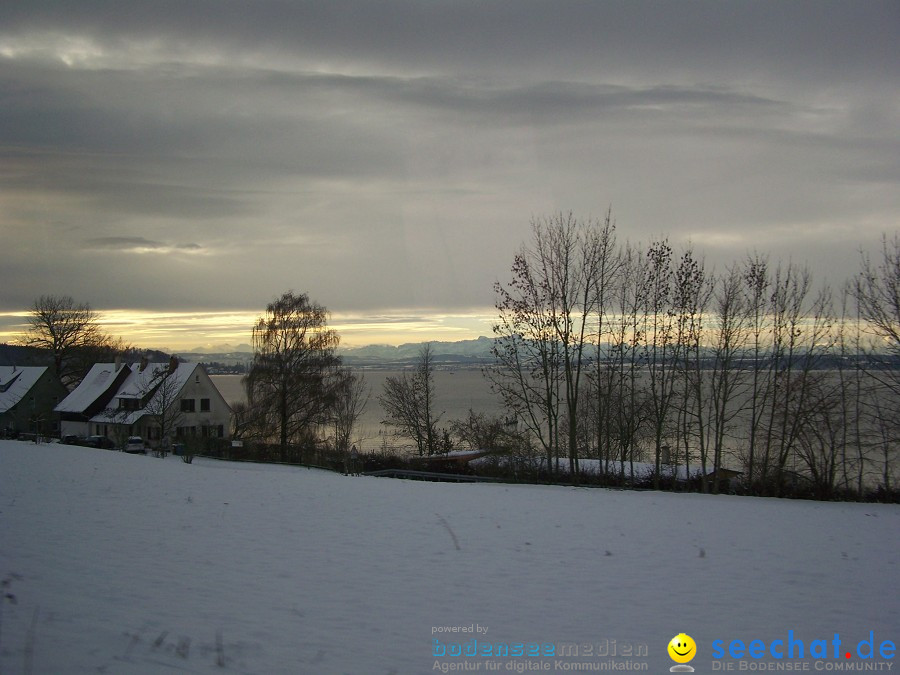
[{"xmin": 1, "ymin": 1, "xmax": 898, "ymax": 345}]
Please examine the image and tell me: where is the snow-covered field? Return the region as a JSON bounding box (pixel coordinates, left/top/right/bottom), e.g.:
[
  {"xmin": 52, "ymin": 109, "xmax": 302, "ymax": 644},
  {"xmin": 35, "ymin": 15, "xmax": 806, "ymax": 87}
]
[{"xmin": 1, "ymin": 440, "xmax": 897, "ymax": 674}]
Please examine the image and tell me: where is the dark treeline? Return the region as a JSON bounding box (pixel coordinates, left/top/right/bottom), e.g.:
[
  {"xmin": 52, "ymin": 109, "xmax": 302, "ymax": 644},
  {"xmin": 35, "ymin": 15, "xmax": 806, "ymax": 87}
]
[{"xmin": 486, "ymin": 212, "xmax": 899, "ymax": 500}]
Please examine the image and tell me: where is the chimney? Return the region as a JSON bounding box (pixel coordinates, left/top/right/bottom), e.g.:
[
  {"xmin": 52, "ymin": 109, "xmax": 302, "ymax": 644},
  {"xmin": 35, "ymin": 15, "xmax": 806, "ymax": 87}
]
[
  {"xmin": 139, "ymin": 356, "xmax": 149, "ymax": 372},
  {"xmin": 115, "ymin": 355, "xmax": 122, "ymax": 371},
  {"xmin": 168, "ymin": 355, "xmax": 179, "ymax": 373}
]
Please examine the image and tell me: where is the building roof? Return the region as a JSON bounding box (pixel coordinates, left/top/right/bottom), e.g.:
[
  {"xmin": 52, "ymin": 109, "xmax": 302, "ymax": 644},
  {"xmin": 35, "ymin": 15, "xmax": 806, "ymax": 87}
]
[
  {"xmin": 115, "ymin": 362, "xmax": 171, "ymax": 400},
  {"xmin": 54, "ymin": 363, "xmax": 126, "ymax": 414},
  {"xmin": 89, "ymin": 361, "xmax": 202, "ymax": 425},
  {"xmin": 0, "ymin": 366, "xmax": 49, "ymax": 414}
]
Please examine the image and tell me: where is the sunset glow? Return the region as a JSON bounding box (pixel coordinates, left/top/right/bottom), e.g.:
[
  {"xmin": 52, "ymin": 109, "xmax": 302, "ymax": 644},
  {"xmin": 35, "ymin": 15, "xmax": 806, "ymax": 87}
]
[{"xmin": 0, "ymin": 308, "xmax": 495, "ymax": 353}]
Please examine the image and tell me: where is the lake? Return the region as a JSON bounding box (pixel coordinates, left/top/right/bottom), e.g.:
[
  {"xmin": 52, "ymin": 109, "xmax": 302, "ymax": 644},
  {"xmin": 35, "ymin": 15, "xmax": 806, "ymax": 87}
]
[{"xmin": 212, "ymin": 367, "xmax": 503, "ymax": 450}]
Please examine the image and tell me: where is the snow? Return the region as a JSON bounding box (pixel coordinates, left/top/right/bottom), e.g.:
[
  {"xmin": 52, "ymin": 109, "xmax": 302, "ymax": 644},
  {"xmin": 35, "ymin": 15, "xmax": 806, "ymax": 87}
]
[
  {"xmin": 54, "ymin": 363, "xmax": 118, "ymax": 414},
  {"xmin": 0, "ymin": 367, "xmax": 47, "ymax": 413},
  {"xmin": 114, "ymin": 362, "xmax": 198, "ymax": 400},
  {"xmin": 58, "ymin": 361, "xmax": 206, "ymax": 427},
  {"xmin": 1, "ymin": 440, "xmax": 897, "ymax": 674}
]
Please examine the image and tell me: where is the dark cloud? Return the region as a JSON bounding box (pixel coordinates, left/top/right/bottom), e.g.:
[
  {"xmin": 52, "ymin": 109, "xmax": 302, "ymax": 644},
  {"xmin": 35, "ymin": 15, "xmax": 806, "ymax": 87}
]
[
  {"xmin": 2, "ymin": 1, "xmax": 896, "ymax": 85},
  {"xmin": 0, "ymin": 1, "xmax": 897, "ymax": 343}
]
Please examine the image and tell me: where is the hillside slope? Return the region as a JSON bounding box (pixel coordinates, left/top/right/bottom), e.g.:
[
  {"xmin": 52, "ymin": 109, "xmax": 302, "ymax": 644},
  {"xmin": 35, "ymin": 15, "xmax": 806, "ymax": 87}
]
[{"xmin": 1, "ymin": 441, "xmax": 896, "ymax": 673}]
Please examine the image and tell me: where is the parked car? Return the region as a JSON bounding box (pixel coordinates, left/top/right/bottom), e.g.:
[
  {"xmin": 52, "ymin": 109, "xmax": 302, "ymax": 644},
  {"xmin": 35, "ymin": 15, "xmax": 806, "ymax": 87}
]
[
  {"xmin": 61, "ymin": 434, "xmax": 80, "ymax": 445},
  {"xmin": 123, "ymin": 436, "xmax": 146, "ymax": 454},
  {"xmin": 86, "ymin": 435, "xmax": 115, "ymax": 449}
]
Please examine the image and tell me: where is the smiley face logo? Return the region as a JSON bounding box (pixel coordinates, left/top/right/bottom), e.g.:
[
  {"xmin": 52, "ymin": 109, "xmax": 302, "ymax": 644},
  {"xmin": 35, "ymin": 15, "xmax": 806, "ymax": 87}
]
[{"xmin": 668, "ymin": 633, "xmax": 696, "ymax": 664}]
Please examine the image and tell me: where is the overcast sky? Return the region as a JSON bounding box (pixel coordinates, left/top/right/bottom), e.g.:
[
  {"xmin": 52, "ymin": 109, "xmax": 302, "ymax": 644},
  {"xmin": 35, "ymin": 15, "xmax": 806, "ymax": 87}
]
[{"xmin": 1, "ymin": 1, "xmax": 898, "ymax": 349}]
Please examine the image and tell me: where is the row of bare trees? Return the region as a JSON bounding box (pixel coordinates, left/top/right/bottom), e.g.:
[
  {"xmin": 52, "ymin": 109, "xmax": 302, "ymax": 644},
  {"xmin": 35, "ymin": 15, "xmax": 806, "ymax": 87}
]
[{"xmin": 489, "ymin": 214, "xmax": 898, "ymax": 497}]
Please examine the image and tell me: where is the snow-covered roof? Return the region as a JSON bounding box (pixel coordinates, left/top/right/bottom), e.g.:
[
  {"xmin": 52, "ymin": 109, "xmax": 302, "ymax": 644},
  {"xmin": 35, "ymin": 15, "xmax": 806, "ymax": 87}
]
[
  {"xmin": 55, "ymin": 363, "xmax": 125, "ymax": 413},
  {"xmin": 115, "ymin": 362, "xmax": 169, "ymax": 399},
  {"xmin": 0, "ymin": 366, "xmax": 48, "ymax": 413},
  {"xmin": 90, "ymin": 362, "xmax": 201, "ymax": 425}
]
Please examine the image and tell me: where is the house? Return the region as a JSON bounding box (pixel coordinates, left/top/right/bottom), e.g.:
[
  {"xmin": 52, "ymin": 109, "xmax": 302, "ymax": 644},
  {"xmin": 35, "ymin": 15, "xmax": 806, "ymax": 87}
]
[
  {"xmin": 55, "ymin": 358, "xmax": 232, "ymax": 449},
  {"xmin": 55, "ymin": 361, "xmax": 133, "ymax": 439},
  {"xmin": 0, "ymin": 366, "xmax": 69, "ymax": 439}
]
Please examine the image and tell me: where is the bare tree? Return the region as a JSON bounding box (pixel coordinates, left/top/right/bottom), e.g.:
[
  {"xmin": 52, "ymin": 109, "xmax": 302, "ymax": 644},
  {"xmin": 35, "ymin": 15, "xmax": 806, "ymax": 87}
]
[
  {"xmin": 639, "ymin": 239, "xmax": 681, "ymax": 489},
  {"xmin": 537, "ymin": 214, "xmax": 604, "ymax": 480},
  {"xmin": 142, "ymin": 362, "xmax": 186, "ymax": 458},
  {"xmin": 587, "ymin": 211, "xmax": 622, "ymax": 479},
  {"xmin": 229, "ymin": 402, "xmax": 254, "ymax": 440},
  {"xmin": 869, "ymin": 391, "xmax": 897, "ymax": 493},
  {"xmin": 489, "ymin": 237, "xmax": 563, "ymax": 475},
  {"xmin": 489, "ymin": 213, "xmax": 612, "ymax": 481},
  {"xmin": 23, "ymin": 295, "xmax": 110, "ymax": 387},
  {"xmin": 683, "ymin": 264, "xmax": 750, "ymax": 493},
  {"xmin": 451, "ymin": 410, "xmax": 495, "ymax": 451},
  {"xmin": 330, "ymin": 370, "xmax": 370, "ymax": 453},
  {"xmin": 245, "ymin": 291, "xmax": 343, "ymax": 461},
  {"xmin": 756, "ymin": 264, "xmax": 834, "ymax": 494},
  {"xmin": 793, "ymin": 374, "xmax": 844, "ymax": 499},
  {"xmin": 833, "ymin": 285, "xmax": 867, "ymax": 497},
  {"xmin": 671, "ymin": 249, "xmax": 713, "ymax": 489},
  {"xmin": 379, "ymin": 343, "xmax": 442, "ymax": 455},
  {"xmin": 854, "ymin": 234, "xmax": 900, "ymax": 491},
  {"xmin": 855, "ymin": 234, "xmax": 900, "ymax": 363},
  {"xmin": 607, "ymin": 244, "xmax": 650, "ymax": 484},
  {"xmin": 742, "ymin": 254, "xmax": 771, "ymax": 490}
]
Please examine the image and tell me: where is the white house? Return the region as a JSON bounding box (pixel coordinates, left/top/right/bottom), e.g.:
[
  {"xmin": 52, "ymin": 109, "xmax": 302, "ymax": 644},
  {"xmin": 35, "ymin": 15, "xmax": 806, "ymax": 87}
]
[{"xmin": 56, "ymin": 358, "xmax": 232, "ymax": 448}]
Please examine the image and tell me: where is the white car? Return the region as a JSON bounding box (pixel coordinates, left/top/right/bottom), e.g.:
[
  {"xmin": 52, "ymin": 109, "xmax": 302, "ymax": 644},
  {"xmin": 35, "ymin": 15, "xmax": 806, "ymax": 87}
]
[{"xmin": 124, "ymin": 436, "xmax": 145, "ymax": 454}]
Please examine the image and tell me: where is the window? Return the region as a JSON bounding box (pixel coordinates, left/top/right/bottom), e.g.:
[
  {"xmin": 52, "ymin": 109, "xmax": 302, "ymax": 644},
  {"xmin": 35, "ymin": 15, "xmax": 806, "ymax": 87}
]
[
  {"xmin": 180, "ymin": 398, "xmax": 196, "ymax": 413},
  {"xmin": 200, "ymin": 398, "xmax": 210, "ymax": 412},
  {"xmin": 201, "ymin": 424, "xmax": 225, "ymax": 438}
]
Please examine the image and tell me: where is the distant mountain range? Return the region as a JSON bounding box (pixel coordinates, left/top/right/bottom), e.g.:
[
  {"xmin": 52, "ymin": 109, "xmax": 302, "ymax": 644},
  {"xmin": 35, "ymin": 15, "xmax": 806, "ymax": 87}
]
[
  {"xmin": 340, "ymin": 336, "xmax": 495, "ymax": 365},
  {"xmin": 11, "ymin": 336, "xmax": 892, "ymax": 373},
  {"xmin": 185, "ymin": 336, "xmax": 496, "ymax": 367},
  {"xmin": 0, "ymin": 338, "xmax": 497, "ymax": 371}
]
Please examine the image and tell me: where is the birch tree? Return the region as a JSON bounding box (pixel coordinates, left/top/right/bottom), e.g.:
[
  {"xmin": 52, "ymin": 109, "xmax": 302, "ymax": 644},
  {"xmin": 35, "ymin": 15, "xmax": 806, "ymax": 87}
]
[{"xmin": 245, "ymin": 291, "xmax": 343, "ymax": 461}]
